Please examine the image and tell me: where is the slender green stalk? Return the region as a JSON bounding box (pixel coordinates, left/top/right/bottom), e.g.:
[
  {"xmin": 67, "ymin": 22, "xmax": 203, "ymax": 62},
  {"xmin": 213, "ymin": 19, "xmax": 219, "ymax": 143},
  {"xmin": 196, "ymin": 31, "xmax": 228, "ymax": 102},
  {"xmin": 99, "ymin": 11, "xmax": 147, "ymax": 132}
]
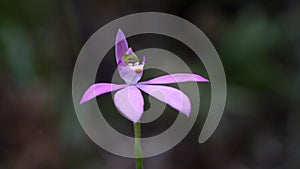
[{"xmin": 133, "ymin": 122, "xmax": 143, "ymax": 169}]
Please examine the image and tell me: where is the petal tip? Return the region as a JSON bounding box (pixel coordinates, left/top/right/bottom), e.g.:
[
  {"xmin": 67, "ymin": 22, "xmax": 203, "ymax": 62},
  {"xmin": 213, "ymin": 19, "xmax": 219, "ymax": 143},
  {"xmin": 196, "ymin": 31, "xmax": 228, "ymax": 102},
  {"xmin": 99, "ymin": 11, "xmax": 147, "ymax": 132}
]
[
  {"xmin": 182, "ymin": 99, "xmax": 192, "ymax": 117},
  {"xmin": 132, "ymin": 118, "xmax": 140, "ymax": 124},
  {"xmin": 126, "ymin": 47, "xmax": 133, "ymax": 55},
  {"xmin": 79, "ymin": 95, "xmax": 89, "ymax": 104},
  {"xmin": 194, "ymin": 74, "xmax": 209, "ymax": 82},
  {"xmin": 116, "ymin": 29, "xmax": 125, "ymax": 41},
  {"xmin": 80, "ymin": 92, "xmax": 93, "ymax": 104},
  {"xmin": 79, "ymin": 98, "xmax": 85, "ymax": 104},
  {"xmin": 183, "ymin": 109, "xmax": 191, "ymax": 117},
  {"xmin": 126, "ymin": 114, "xmax": 142, "ymax": 124}
]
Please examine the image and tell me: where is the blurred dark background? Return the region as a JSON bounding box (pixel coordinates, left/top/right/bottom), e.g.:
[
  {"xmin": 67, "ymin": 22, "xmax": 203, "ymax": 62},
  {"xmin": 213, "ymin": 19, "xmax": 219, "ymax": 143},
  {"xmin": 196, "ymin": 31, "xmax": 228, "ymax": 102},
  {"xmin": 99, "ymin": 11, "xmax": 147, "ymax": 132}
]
[{"xmin": 1, "ymin": 0, "xmax": 300, "ymax": 169}]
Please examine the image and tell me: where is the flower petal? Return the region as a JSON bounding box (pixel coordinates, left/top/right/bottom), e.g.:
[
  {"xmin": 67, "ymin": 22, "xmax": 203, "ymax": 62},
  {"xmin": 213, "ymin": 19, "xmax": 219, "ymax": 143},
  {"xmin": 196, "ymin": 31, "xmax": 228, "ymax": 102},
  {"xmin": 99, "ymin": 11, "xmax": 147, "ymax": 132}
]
[
  {"xmin": 142, "ymin": 56, "xmax": 146, "ymax": 64},
  {"xmin": 140, "ymin": 73, "xmax": 208, "ymax": 85},
  {"xmin": 125, "ymin": 47, "xmax": 133, "ymax": 55},
  {"xmin": 118, "ymin": 62, "xmax": 143, "ymax": 84},
  {"xmin": 114, "ymin": 86, "xmax": 144, "ymax": 123},
  {"xmin": 115, "ymin": 29, "xmax": 128, "ymax": 64},
  {"xmin": 80, "ymin": 83, "xmax": 127, "ymax": 104},
  {"xmin": 137, "ymin": 85, "xmax": 191, "ymax": 116}
]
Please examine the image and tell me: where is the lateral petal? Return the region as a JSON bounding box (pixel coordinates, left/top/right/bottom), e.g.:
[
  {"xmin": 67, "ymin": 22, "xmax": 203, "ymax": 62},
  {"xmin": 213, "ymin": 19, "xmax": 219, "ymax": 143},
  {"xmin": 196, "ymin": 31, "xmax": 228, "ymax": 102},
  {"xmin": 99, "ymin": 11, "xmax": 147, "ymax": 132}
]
[
  {"xmin": 140, "ymin": 73, "xmax": 208, "ymax": 85},
  {"xmin": 80, "ymin": 83, "xmax": 127, "ymax": 104},
  {"xmin": 137, "ymin": 85, "xmax": 191, "ymax": 116}
]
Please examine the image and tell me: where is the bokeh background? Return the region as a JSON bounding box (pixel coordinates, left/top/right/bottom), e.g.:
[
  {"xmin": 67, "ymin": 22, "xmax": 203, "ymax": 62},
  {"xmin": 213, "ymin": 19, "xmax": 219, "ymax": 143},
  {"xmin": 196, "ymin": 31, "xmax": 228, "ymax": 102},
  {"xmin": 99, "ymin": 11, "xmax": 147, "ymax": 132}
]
[{"xmin": 1, "ymin": 0, "xmax": 300, "ymax": 169}]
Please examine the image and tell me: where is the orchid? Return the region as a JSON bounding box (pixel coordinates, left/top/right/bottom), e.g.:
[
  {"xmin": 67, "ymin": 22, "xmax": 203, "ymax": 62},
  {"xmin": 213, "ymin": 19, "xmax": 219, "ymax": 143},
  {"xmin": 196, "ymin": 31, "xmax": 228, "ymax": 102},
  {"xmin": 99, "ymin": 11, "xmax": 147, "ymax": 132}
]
[
  {"xmin": 80, "ymin": 29, "xmax": 209, "ymax": 122},
  {"xmin": 80, "ymin": 29, "xmax": 208, "ymax": 169}
]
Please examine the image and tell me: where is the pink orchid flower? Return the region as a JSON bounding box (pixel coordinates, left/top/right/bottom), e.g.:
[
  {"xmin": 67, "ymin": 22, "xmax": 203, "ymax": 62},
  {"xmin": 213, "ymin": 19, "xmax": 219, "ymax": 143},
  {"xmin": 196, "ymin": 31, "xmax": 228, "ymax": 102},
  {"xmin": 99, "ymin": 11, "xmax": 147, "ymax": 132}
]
[{"xmin": 80, "ymin": 29, "xmax": 209, "ymax": 123}]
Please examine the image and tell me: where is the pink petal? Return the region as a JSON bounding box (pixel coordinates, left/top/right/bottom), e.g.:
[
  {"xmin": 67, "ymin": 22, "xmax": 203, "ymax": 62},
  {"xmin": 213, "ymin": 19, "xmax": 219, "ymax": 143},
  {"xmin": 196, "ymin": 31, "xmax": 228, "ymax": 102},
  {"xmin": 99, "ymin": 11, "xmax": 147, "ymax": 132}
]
[
  {"xmin": 142, "ymin": 56, "xmax": 146, "ymax": 64},
  {"xmin": 137, "ymin": 85, "xmax": 191, "ymax": 116},
  {"xmin": 80, "ymin": 83, "xmax": 127, "ymax": 104},
  {"xmin": 139, "ymin": 73, "xmax": 208, "ymax": 85},
  {"xmin": 115, "ymin": 29, "xmax": 128, "ymax": 64},
  {"xmin": 114, "ymin": 86, "xmax": 144, "ymax": 123},
  {"xmin": 125, "ymin": 47, "xmax": 133, "ymax": 55}
]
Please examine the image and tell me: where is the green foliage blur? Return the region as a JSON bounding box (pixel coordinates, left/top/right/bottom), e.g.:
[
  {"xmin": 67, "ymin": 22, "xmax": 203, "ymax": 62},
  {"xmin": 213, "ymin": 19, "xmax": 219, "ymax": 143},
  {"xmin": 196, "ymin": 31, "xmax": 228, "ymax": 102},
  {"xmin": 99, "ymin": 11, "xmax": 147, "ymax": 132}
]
[{"xmin": 1, "ymin": 0, "xmax": 300, "ymax": 169}]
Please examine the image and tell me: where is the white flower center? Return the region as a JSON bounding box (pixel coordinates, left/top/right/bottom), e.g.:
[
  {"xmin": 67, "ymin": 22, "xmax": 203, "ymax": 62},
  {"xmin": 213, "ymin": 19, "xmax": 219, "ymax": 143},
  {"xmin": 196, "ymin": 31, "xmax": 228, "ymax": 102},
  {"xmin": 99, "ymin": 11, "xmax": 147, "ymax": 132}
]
[{"xmin": 126, "ymin": 62, "xmax": 144, "ymax": 73}]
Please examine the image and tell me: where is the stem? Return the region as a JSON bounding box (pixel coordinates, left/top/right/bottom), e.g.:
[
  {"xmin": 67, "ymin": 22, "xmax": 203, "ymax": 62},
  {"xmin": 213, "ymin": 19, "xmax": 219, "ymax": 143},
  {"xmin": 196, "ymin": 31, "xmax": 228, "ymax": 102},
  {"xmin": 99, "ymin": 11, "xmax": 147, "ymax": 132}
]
[{"xmin": 134, "ymin": 122, "xmax": 143, "ymax": 169}]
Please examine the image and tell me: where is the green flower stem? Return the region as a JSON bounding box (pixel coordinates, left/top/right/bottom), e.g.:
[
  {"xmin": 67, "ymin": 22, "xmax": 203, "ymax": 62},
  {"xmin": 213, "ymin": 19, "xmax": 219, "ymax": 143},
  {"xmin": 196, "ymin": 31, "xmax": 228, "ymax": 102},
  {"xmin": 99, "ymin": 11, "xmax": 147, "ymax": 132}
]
[{"xmin": 134, "ymin": 122, "xmax": 143, "ymax": 169}]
